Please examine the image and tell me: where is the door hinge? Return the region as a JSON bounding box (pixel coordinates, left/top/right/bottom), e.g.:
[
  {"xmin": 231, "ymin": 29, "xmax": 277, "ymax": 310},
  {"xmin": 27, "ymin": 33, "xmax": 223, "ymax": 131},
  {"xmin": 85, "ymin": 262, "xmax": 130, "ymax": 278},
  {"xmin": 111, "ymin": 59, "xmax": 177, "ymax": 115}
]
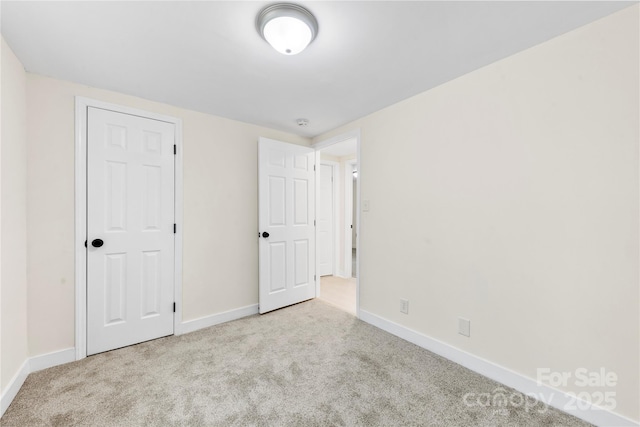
[
  {"xmin": 174, "ymin": 144, "xmax": 177, "ymax": 155},
  {"xmin": 314, "ymin": 275, "xmax": 316, "ymax": 281},
  {"xmin": 173, "ymin": 302, "xmax": 176, "ymax": 313},
  {"xmin": 314, "ymin": 220, "xmax": 316, "ymax": 226},
  {"xmin": 174, "ymin": 223, "xmax": 177, "ymax": 233},
  {"xmin": 314, "ymin": 165, "xmax": 316, "ymax": 171}
]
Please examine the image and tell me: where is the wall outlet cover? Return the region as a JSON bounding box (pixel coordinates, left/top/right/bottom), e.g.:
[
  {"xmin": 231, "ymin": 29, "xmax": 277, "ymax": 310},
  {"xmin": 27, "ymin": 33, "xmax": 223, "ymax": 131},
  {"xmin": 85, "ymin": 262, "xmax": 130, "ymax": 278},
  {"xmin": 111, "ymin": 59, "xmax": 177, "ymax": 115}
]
[
  {"xmin": 400, "ymin": 299, "xmax": 409, "ymax": 314},
  {"xmin": 458, "ymin": 317, "xmax": 471, "ymax": 337}
]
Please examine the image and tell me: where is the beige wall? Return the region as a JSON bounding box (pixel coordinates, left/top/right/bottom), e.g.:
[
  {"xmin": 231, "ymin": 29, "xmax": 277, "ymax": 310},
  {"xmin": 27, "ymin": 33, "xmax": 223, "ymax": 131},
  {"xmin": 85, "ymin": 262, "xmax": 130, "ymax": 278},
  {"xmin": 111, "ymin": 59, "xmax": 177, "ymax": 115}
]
[
  {"xmin": 315, "ymin": 6, "xmax": 639, "ymax": 422},
  {"xmin": 1, "ymin": 38, "xmax": 29, "ymax": 393},
  {"xmin": 320, "ymin": 153, "xmax": 340, "ymax": 163},
  {"xmin": 26, "ymin": 74, "xmax": 310, "ymax": 356}
]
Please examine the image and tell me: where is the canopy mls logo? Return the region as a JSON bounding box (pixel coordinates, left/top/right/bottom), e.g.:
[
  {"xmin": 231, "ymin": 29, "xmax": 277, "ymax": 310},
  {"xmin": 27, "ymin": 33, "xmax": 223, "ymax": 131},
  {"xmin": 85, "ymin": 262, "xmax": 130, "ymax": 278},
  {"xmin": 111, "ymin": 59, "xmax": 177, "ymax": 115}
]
[
  {"xmin": 462, "ymin": 368, "xmax": 619, "ymax": 417},
  {"xmin": 462, "ymin": 387, "xmax": 551, "ymax": 416},
  {"xmin": 537, "ymin": 367, "xmax": 618, "ymax": 411}
]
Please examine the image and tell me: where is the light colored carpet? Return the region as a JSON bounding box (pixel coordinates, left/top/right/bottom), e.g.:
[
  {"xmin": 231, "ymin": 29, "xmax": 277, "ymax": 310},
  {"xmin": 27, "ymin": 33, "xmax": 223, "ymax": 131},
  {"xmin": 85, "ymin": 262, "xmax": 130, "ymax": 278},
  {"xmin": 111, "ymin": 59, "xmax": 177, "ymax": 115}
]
[{"xmin": 1, "ymin": 299, "xmax": 589, "ymax": 426}]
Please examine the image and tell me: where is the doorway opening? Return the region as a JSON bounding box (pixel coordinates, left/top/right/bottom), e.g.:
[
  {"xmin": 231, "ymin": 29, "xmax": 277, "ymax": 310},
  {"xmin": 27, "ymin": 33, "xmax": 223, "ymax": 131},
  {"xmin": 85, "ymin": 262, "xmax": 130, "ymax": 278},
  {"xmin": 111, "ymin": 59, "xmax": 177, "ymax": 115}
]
[{"xmin": 313, "ymin": 131, "xmax": 360, "ymax": 316}]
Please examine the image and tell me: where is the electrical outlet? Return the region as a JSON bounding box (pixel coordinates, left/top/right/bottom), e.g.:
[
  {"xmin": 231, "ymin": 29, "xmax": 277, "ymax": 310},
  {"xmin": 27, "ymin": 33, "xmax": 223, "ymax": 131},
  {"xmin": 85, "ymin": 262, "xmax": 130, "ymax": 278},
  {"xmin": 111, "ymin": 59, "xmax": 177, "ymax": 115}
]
[
  {"xmin": 400, "ymin": 299, "xmax": 409, "ymax": 314},
  {"xmin": 458, "ymin": 317, "xmax": 471, "ymax": 337}
]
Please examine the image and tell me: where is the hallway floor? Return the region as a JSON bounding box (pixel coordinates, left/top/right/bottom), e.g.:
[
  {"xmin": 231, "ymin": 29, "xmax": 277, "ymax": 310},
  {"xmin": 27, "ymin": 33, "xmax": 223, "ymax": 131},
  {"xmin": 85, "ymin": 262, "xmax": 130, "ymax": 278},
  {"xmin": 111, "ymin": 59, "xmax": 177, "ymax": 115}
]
[{"xmin": 319, "ymin": 275, "xmax": 356, "ymax": 315}]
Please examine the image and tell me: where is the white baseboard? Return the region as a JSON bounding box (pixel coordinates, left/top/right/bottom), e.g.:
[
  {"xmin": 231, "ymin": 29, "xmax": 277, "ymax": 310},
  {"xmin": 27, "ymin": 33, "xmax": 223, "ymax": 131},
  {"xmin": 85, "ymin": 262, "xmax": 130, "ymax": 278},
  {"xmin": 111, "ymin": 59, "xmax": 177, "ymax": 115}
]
[
  {"xmin": 0, "ymin": 359, "xmax": 29, "ymax": 417},
  {"xmin": 178, "ymin": 303, "xmax": 259, "ymax": 335},
  {"xmin": 29, "ymin": 348, "xmax": 76, "ymax": 372},
  {"xmin": 359, "ymin": 309, "xmax": 638, "ymax": 427},
  {"xmin": 4, "ymin": 311, "xmax": 635, "ymax": 426},
  {"xmin": 1, "ymin": 347, "xmax": 77, "ymax": 418}
]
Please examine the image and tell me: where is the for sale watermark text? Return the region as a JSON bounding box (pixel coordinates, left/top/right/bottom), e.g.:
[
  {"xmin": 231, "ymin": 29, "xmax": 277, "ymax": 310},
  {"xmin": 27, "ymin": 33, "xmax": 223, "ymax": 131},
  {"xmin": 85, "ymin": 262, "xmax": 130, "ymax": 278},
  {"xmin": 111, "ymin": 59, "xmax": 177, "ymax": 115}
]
[{"xmin": 537, "ymin": 368, "xmax": 617, "ymax": 411}]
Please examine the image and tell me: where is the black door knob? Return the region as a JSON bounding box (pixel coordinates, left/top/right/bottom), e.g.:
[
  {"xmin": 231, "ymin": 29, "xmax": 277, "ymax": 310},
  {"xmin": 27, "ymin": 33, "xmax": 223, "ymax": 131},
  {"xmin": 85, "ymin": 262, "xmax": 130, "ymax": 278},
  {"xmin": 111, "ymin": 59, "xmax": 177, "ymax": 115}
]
[
  {"xmin": 262, "ymin": 232, "xmax": 270, "ymax": 238},
  {"xmin": 91, "ymin": 239, "xmax": 104, "ymax": 248}
]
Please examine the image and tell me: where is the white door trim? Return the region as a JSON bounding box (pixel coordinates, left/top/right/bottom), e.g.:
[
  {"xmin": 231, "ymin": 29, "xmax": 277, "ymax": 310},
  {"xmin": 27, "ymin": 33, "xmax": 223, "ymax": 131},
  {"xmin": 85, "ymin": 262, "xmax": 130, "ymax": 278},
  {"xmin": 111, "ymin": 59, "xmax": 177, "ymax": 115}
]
[
  {"xmin": 312, "ymin": 130, "xmax": 361, "ymax": 317},
  {"xmin": 74, "ymin": 97, "xmax": 183, "ymax": 360},
  {"xmin": 314, "ymin": 152, "xmax": 321, "ymax": 296}
]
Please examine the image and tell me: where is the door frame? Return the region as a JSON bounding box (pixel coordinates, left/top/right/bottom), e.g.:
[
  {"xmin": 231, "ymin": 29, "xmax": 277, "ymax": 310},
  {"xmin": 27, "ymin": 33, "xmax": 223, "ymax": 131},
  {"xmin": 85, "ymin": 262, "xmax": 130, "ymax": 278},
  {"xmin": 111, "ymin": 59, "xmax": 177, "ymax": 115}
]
[
  {"xmin": 318, "ymin": 160, "xmax": 339, "ymax": 280},
  {"xmin": 74, "ymin": 97, "xmax": 183, "ymax": 360},
  {"xmin": 312, "ymin": 129, "xmax": 361, "ymax": 317}
]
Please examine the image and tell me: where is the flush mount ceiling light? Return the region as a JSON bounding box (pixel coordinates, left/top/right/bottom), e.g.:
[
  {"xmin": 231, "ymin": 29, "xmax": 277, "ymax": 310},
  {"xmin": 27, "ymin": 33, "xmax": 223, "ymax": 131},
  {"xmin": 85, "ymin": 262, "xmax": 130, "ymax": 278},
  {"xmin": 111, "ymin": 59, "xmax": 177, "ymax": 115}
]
[{"xmin": 256, "ymin": 3, "xmax": 318, "ymax": 55}]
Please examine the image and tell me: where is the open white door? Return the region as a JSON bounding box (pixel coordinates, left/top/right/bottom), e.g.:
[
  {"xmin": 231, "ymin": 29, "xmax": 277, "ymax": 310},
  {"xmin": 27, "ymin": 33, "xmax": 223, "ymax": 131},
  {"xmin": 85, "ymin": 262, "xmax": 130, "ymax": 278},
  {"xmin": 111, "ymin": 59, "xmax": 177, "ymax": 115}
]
[{"xmin": 259, "ymin": 137, "xmax": 316, "ymax": 314}]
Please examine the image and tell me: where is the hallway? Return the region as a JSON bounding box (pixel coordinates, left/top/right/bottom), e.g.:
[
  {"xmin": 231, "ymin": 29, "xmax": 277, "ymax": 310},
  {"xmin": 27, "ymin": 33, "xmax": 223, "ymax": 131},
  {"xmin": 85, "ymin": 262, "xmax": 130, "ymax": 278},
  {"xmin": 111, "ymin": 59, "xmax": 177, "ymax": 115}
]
[{"xmin": 319, "ymin": 275, "xmax": 356, "ymax": 315}]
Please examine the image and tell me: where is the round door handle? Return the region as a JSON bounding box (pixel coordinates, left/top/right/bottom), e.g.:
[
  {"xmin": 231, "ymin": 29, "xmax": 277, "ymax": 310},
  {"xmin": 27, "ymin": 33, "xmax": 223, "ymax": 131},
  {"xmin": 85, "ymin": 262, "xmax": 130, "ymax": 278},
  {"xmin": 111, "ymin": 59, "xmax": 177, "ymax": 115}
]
[
  {"xmin": 261, "ymin": 232, "xmax": 270, "ymax": 238},
  {"xmin": 91, "ymin": 239, "xmax": 104, "ymax": 248}
]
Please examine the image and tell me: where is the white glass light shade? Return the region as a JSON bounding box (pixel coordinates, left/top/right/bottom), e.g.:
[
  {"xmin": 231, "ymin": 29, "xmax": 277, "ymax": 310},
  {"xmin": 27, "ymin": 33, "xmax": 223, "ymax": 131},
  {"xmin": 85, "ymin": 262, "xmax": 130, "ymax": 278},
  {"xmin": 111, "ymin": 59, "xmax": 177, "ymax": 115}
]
[
  {"xmin": 257, "ymin": 4, "xmax": 318, "ymax": 56},
  {"xmin": 263, "ymin": 16, "xmax": 312, "ymax": 55}
]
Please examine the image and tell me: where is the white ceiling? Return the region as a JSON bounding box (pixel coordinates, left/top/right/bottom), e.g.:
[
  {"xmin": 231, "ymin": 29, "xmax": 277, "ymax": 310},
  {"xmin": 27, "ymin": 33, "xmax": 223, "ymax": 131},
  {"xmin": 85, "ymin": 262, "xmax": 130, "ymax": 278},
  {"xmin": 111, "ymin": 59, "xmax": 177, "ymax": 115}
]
[{"xmin": 1, "ymin": 1, "xmax": 633, "ymax": 138}]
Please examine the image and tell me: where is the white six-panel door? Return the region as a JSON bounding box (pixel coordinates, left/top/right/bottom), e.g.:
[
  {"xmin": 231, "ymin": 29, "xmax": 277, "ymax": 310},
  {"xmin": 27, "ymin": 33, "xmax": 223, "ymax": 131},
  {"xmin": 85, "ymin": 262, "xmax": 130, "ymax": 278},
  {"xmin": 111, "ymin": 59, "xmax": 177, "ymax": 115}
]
[
  {"xmin": 318, "ymin": 163, "xmax": 334, "ymax": 276},
  {"xmin": 258, "ymin": 138, "xmax": 316, "ymax": 314},
  {"xmin": 87, "ymin": 107, "xmax": 175, "ymax": 355}
]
